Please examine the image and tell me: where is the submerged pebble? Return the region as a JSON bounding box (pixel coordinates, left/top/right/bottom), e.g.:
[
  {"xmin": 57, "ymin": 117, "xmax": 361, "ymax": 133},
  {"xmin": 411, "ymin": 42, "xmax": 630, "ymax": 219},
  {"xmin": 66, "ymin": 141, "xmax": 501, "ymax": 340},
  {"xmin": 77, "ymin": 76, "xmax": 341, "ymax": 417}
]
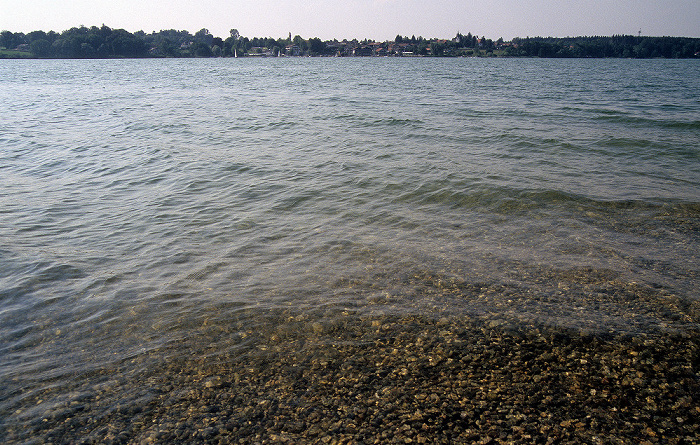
[{"xmin": 3, "ymin": 311, "xmax": 698, "ymax": 444}]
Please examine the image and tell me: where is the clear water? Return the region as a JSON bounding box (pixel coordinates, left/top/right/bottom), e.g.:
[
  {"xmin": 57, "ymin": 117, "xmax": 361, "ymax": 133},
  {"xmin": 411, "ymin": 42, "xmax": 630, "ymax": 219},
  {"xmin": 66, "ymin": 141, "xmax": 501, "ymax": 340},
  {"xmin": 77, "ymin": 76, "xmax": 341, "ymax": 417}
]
[{"xmin": 1, "ymin": 57, "xmax": 699, "ymax": 439}]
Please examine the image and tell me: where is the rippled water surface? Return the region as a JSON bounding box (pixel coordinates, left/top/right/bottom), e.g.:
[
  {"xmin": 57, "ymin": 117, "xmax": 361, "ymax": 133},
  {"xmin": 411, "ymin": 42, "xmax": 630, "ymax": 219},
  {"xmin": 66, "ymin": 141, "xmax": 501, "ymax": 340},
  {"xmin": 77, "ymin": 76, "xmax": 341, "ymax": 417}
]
[{"xmin": 1, "ymin": 57, "xmax": 699, "ymax": 439}]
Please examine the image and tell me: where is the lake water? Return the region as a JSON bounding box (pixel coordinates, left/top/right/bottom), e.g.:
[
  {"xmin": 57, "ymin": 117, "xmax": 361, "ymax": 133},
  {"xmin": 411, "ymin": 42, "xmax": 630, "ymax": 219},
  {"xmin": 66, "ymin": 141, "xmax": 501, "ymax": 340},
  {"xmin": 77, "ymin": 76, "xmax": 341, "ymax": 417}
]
[{"xmin": 1, "ymin": 57, "xmax": 699, "ymax": 441}]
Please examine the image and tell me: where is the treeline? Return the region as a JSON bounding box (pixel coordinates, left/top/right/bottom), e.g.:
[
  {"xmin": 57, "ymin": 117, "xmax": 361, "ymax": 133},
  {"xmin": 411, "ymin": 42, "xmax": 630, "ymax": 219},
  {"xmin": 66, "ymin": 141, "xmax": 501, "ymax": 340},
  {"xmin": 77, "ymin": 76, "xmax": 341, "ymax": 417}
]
[
  {"xmin": 0, "ymin": 26, "xmax": 501, "ymax": 58},
  {"xmin": 1, "ymin": 25, "xmax": 699, "ymax": 59},
  {"xmin": 391, "ymin": 32, "xmax": 501, "ymax": 56},
  {"xmin": 391, "ymin": 33, "xmax": 700, "ymax": 58},
  {"xmin": 506, "ymin": 35, "xmax": 700, "ymax": 58},
  {"xmin": 0, "ymin": 26, "xmax": 280, "ymax": 58},
  {"xmin": 1, "ymin": 26, "xmax": 149, "ymax": 58}
]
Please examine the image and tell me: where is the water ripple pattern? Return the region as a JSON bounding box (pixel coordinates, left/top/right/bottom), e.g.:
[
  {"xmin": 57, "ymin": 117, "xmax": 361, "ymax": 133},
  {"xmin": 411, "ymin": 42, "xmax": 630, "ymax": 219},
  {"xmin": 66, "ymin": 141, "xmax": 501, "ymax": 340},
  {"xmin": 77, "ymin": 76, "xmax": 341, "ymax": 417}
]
[{"xmin": 1, "ymin": 58, "xmax": 699, "ymax": 435}]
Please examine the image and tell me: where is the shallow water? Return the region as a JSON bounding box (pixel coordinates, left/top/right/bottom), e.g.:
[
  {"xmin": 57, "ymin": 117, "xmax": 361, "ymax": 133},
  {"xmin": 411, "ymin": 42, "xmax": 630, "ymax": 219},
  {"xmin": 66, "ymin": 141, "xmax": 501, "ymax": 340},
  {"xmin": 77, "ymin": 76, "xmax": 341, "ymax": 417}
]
[{"xmin": 1, "ymin": 57, "xmax": 699, "ymax": 440}]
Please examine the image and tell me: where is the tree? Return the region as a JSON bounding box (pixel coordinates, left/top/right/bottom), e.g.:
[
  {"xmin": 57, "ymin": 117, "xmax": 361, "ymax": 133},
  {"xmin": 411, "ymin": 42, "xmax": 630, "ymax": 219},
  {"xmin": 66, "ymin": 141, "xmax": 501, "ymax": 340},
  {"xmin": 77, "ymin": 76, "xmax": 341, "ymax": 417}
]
[
  {"xmin": 194, "ymin": 28, "xmax": 213, "ymax": 46},
  {"xmin": 463, "ymin": 32, "xmax": 472, "ymax": 47},
  {"xmin": 80, "ymin": 42, "xmax": 96, "ymax": 58},
  {"xmin": 1, "ymin": 31, "xmax": 12, "ymax": 48},
  {"xmin": 223, "ymin": 36, "xmax": 237, "ymax": 56},
  {"xmin": 230, "ymin": 29, "xmax": 240, "ymax": 40},
  {"xmin": 96, "ymin": 43, "xmax": 110, "ymax": 58},
  {"xmin": 30, "ymin": 39, "xmax": 52, "ymax": 57},
  {"xmin": 193, "ymin": 42, "xmax": 212, "ymax": 57},
  {"xmin": 1, "ymin": 31, "xmax": 23, "ymax": 49},
  {"xmin": 431, "ymin": 41, "xmax": 445, "ymax": 56},
  {"xmin": 107, "ymin": 28, "xmax": 147, "ymax": 57},
  {"xmin": 292, "ymin": 35, "xmax": 307, "ymax": 51},
  {"xmin": 26, "ymin": 30, "xmax": 48, "ymax": 43},
  {"xmin": 308, "ymin": 37, "xmax": 325, "ymax": 55},
  {"xmin": 51, "ymin": 39, "xmax": 67, "ymax": 57},
  {"xmin": 98, "ymin": 25, "xmax": 112, "ymax": 39}
]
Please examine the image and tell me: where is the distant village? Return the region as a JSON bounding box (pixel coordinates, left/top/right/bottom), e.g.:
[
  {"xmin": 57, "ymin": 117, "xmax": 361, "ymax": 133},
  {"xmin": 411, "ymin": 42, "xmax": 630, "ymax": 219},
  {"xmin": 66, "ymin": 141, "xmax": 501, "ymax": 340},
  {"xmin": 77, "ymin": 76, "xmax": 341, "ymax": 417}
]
[
  {"xmin": 2, "ymin": 26, "xmax": 699, "ymax": 59},
  {"xmin": 233, "ymin": 32, "xmax": 507, "ymax": 58},
  {"xmin": 1, "ymin": 27, "xmax": 508, "ymax": 58}
]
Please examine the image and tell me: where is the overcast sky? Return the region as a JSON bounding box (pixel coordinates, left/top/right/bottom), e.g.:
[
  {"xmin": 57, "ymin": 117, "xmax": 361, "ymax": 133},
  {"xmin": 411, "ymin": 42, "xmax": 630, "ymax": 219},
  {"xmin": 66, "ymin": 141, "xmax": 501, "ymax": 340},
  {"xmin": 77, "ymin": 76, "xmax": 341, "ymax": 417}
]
[{"xmin": 2, "ymin": 0, "xmax": 699, "ymax": 41}]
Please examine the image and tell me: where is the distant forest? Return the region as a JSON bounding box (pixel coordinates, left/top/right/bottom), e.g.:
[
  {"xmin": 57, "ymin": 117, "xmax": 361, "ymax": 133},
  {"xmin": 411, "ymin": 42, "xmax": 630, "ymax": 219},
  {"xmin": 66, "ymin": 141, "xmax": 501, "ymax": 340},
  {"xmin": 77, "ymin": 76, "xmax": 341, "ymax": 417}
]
[
  {"xmin": 1, "ymin": 25, "xmax": 699, "ymax": 59},
  {"xmin": 507, "ymin": 35, "xmax": 700, "ymax": 59}
]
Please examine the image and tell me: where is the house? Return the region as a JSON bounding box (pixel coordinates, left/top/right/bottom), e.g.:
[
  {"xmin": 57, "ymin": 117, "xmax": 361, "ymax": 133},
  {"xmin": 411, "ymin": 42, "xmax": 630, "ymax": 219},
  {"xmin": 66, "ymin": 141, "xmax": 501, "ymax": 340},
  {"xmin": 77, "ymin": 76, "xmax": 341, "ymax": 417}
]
[
  {"xmin": 249, "ymin": 47, "xmax": 274, "ymax": 56},
  {"xmin": 325, "ymin": 41, "xmax": 349, "ymax": 57},
  {"xmin": 387, "ymin": 43, "xmax": 413, "ymax": 56},
  {"xmin": 285, "ymin": 45, "xmax": 301, "ymax": 56},
  {"xmin": 353, "ymin": 46, "xmax": 373, "ymax": 56}
]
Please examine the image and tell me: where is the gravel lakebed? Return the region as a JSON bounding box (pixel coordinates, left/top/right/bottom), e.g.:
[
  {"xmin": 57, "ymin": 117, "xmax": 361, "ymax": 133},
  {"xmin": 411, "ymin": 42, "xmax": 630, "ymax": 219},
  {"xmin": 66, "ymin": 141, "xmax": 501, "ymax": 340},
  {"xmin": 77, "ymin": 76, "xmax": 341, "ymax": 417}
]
[
  {"xmin": 5, "ymin": 311, "xmax": 699, "ymax": 445},
  {"xmin": 3, "ymin": 270, "xmax": 700, "ymax": 444}
]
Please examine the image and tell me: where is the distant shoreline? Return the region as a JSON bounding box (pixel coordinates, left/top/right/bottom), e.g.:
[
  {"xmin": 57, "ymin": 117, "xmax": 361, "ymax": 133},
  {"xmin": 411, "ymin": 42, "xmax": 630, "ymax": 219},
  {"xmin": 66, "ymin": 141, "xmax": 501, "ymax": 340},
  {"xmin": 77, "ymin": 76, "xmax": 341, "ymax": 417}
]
[{"xmin": 2, "ymin": 26, "xmax": 699, "ymax": 59}]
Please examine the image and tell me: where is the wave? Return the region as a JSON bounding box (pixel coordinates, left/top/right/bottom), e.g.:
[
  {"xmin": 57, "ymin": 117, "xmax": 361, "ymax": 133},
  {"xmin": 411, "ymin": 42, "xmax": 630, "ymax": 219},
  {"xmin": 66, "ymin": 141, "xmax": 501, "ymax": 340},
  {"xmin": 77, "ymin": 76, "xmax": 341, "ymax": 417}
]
[
  {"xmin": 393, "ymin": 179, "xmax": 700, "ymax": 216},
  {"xmin": 588, "ymin": 111, "xmax": 700, "ymax": 130}
]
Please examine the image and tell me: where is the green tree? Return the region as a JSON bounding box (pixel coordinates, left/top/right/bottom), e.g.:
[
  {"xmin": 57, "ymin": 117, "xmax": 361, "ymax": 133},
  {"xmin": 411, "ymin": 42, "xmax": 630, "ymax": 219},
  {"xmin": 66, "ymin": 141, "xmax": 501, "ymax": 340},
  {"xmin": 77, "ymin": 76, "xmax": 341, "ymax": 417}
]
[
  {"xmin": 193, "ymin": 42, "xmax": 212, "ymax": 57},
  {"xmin": 1, "ymin": 31, "xmax": 22, "ymax": 49},
  {"xmin": 194, "ymin": 28, "xmax": 213, "ymax": 46},
  {"xmin": 1, "ymin": 30, "xmax": 11, "ymax": 48},
  {"xmin": 51, "ymin": 39, "xmax": 67, "ymax": 57},
  {"xmin": 107, "ymin": 29, "xmax": 147, "ymax": 57},
  {"xmin": 96, "ymin": 43, "xmax": 110, "ymax": 58},
  {"xmin": 30, "ymin": 39, "xmax": 52, "ymax": 57},
  {"xmin": 26, "ymin": 30, "xmax": 48, "ymax": 44},
  {"xmin": 80, "ymin": 42, "xmax": 96, "ymax": 58},
  {"xmin": 292, "ymin": 35, "xmax": 305, "ymax": 50},
  {"xmin": 308, "ymin": 37, "xmax": 325, "ymax": 55},
  {"xmin": 417, "ymin": 41, "xmax": 428, "ymax": 55}
]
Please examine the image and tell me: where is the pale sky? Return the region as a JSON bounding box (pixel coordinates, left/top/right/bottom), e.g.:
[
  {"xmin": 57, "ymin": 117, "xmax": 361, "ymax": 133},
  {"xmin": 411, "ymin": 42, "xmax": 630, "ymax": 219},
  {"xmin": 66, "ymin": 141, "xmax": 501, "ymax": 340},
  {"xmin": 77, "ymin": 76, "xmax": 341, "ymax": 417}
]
[{"xmin": 1, "ymin": 0, "xmax": 699, "ymax": 41}]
